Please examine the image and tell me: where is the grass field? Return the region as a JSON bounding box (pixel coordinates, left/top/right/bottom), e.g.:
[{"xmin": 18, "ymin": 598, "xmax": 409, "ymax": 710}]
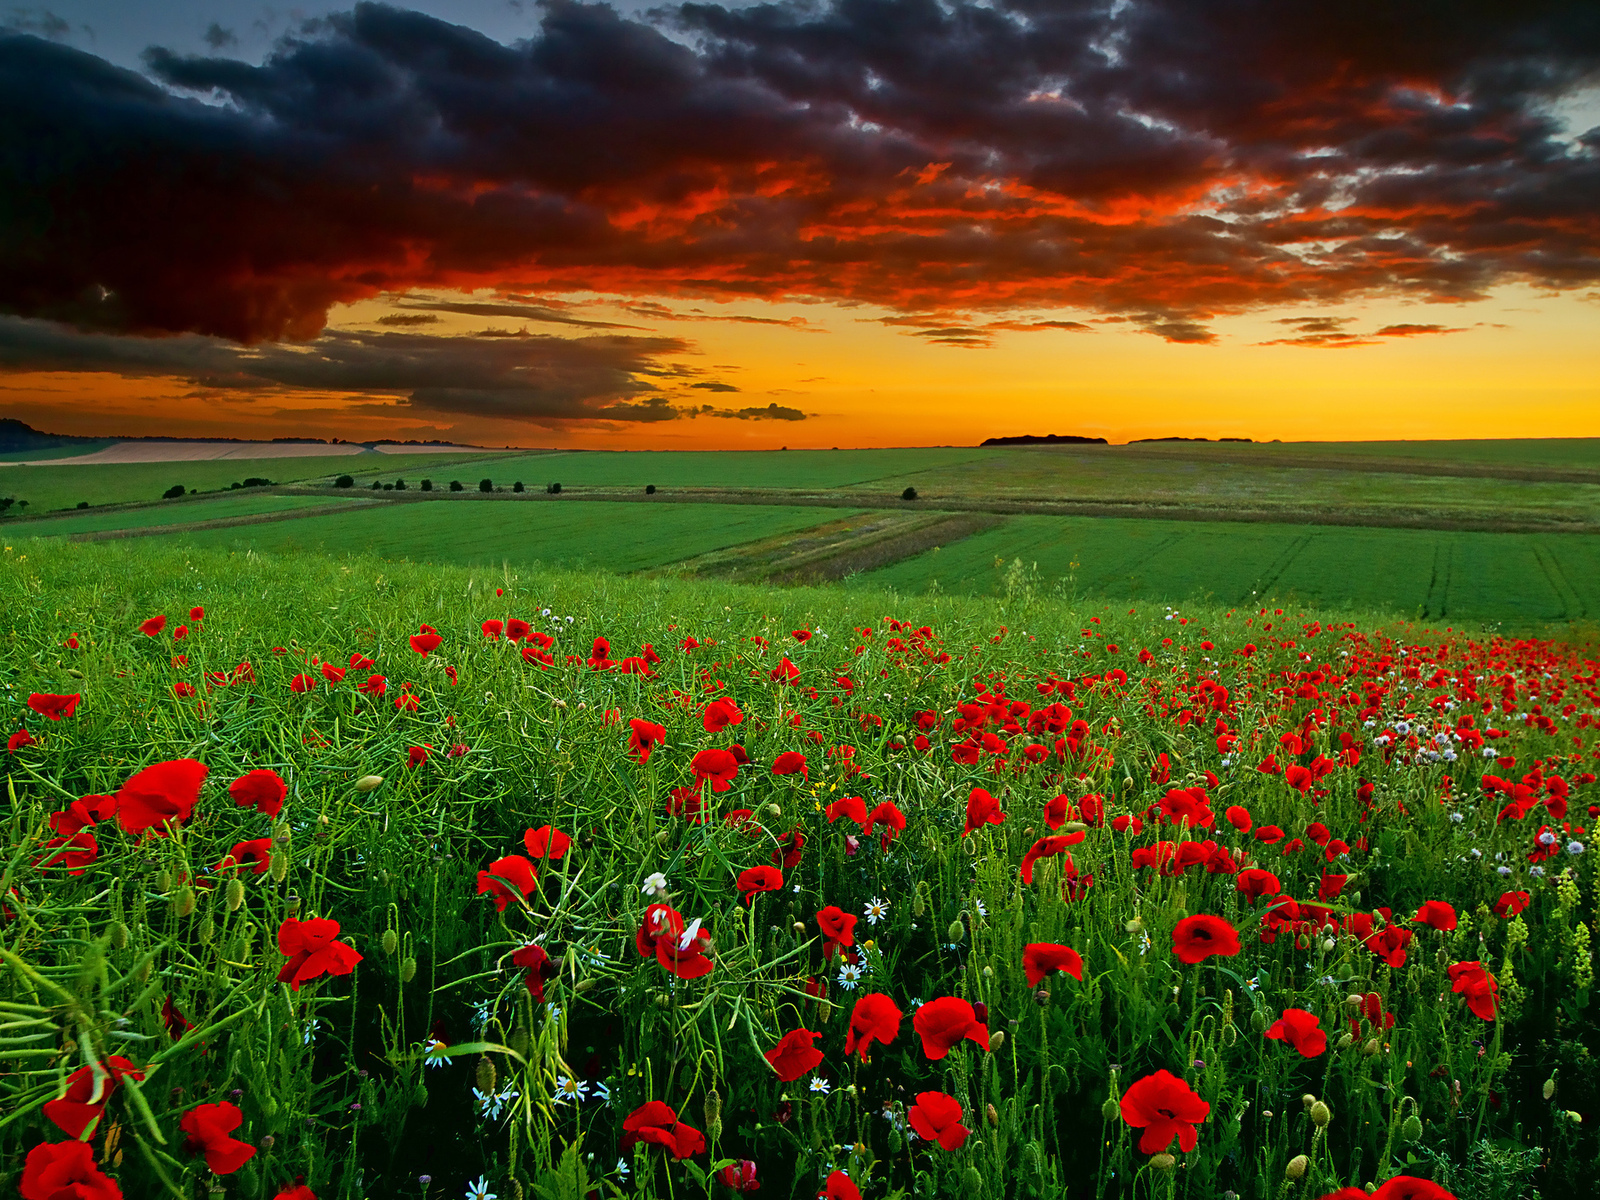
[
  {"xmin": 13, "ymin": 492, "xmax": 354, "ymax": 536},
  {"xmin": 0, "ymin": 450, "xmax": 516, "ymax": 514},
  {"xmin": 848, "ymin": 514, "xmax": 1600, "ymax": 624},
  {"xmin": 152, "ymin": 499, "xmax": 866, "ymax": 574},
  {"xmin": 1, "ymin": 538, "xmax": 1594, "ymax": 1200}
]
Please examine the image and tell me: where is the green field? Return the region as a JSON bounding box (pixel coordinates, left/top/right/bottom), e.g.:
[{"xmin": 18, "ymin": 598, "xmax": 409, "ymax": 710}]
[
  {"xmin": 848, "ymin": 514, "xmax": 1600, "ymax": 623},
  {"xmin": 0, "ymin": 450, "xmax": 514, "ymax": 514},
  {"xmin": 152, "ymin": 499, "xmax": 866, "ymax": 573},
  {"xmin": 13, "ymin": 492, "xmax": 353, "ymax": 536}
]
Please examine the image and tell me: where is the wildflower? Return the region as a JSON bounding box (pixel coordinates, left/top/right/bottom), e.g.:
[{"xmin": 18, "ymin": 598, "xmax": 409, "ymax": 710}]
[
  {"xmin": 1170, "ymin": 914, "xmax": 1241, "ymax": 964},
  {"xmin": 817, "ymin": 906, "xmax": 858, "ymax": 952},
  {"xmin": 116, "ymin": 757, "xmax": 208, "ymax": 836},
  {"xmin": 691, "ymin": 748, "xmax": 741, "ymax": 792},
  {"xmin": 511, "ymin": 944, "xmax": 559, "ymax": 1002},
  {"xmin": 20, "ymin": 1142, "xmax": 122, "ymax": 1200},
  {"xmin": 43, "ymin": 1055, "xmax": 145, "ymax": 1138},
  {"xmin": 864, "ymin": 897, "xmax": 889, "ymax": 925},
  {"xmin": 907, "ymin": 1091, "xmax": 970, "ymax": 1150},
  {"xmin": 913, "ymin": 996, "xmax": 990, "ymax": 1059},
  {"xmin": 809, "ymin": 1076, "xmax": 832, "ymax": 1095},
  {"xmin": 641, "ymin": 872, "xmax": 669, "ymax": 899},
  {"xmin": 180, "ymin": 1101, "xmax": 257, "ymax": 1174},
  {"xmin": 1413, "ymin": 901, "xmax": 1457, "ymax": 931},
  {"xmin": 821, "ymin": 1171, "xmax": 864, "ymax": 1200},
  {"xmin": 1023, "ymin": 943, "xmax": 1084, "ymax": 987},
  {"xmin": 844, "ymin": 993, "xmax": 903, "ymax": 1058},
  {"xmin": 737, "ymin": 865, "xmax": 783, "ymax": 905},
  {"xmin": 772, "ymin": 750, "xmax": 808, "ymax": 780},
  {"xmin": 522, "ymin": 825, "xmax": 572, "ymax": 861},
  {"xmin": 837, "ymin": 962, "xmax": 863, "ymax": 989},
  {"xmin": 476, "ymin": 855, "xmax": 538, "ymax": 912},
  {"xmin": 26, "ymin": 693, "xmax": 80, "ymax": 721},
  {"xmin": 409, "ymin": 629, "xmax": 443, "ymax": 656},
  {"xmin": 1265, "ymin": 1009, "xmax": 1327, "ymax": 1057},
  {"xmin": 464, "ymin": 1176, "xmax": 496, "ymax": 1200},
  {"xmin": 423, "ymin": 1038, "xmax": 452, "ymax": 1068},
  {"xmin": 230, "ymin": 768, "xmax": 287, "ymax": 817},
  {"xmin": 764, "ymin": 1029, "xmax": 824, "ymax": 1081},
  {"xmin": 621, "ymin": 1101, "xmax": 706, "ymax": 1158},
  {"xmin": 277, "ymin": 917, "xmax": 362, "ymax": 990},
  {"xmin": 1447, "ymin": 962, "xmax": 1500, "ymax": 1020},
  {"xmin": 552, "ymin": 1076, "xmax": 589, "ymax": 1104},
  {"xmin": 963, "ymin": 787, "xmax": 1006, "ymax": 835},
  {"xmin": 1120, "ymin": 1070, "xmax": 1210, "ymax": 1154},
  {"xmin": 627, "ymin": 719, "xmax": 666, "ymax": 764}
]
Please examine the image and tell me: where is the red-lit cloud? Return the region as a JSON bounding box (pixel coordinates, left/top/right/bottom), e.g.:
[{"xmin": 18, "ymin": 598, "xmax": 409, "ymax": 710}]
[{"xmin": 0, "ymin": 0, "xmax": 1596, "ymax": 364}]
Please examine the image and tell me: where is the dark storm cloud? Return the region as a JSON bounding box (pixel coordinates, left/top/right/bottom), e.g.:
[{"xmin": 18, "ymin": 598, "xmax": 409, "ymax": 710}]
[{"xmin": 0, "ymin": 0, "xmax": 1597, "ymax": 348}]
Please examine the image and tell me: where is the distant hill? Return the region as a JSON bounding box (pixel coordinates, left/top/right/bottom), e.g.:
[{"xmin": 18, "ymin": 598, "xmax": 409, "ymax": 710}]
[
  {"xmin": 981, "ymin": 434, "xmax": 1109, "ymax": 446},
  {"xmin": 0, "ymin": 418, "xmax": 480, "ymax": 454},
  {"xmin": 1128, "ymin": 436, "xmax": 1254, "ymax": 444},
  {"xmin": 0, "ymin": 418, "xmax": 99, "ymax": 453}
]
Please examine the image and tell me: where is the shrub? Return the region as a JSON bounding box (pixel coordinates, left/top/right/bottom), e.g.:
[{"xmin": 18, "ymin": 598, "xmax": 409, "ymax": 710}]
[
  {"xmin": 395, "ymin": 479, "xmax": 407, "ymax": 491},
  {"xmin": 242, "ymin": 477, "xmax": 272, "ymax": 488},
  {"xmin": 646, "ymin": 484, "xmax": 657, "ymax": 495},
  {"xmin": 76, "ymin": 501, "xmax": 89, "ymax": 509},
  {"xmin": 547, "ymin": 482, "xmax": 562, "ymax": 495},
  {"xmin": 162, "ymin": 484, "xmax": 186, "ymax": 499},
  {"xmin": 334, "ymin": 475, "xmax": 354, "ymax": 489},
  {"xmin": 371, "ymin": 480, "xmax": 383, "ymax": 490},
  {"xmin": 479, "ymin": 478, "xmax": 494, "ymax": 493},
  {"xmin": 230, "ymin": 482, "xmax": 242, "ymax": 490},
  {"xmin": 449, "ymin": 480, "xmax": 463, "ymax": 492},
  {"xmin": 513, "ymin": 481, "xmax": 525, "ymax": 493},
  {"xmin": 382, "ymin": 483, "xmax": 394, "ymax": 491},
  {"xmin": 902, "ymin": 486, "xmax": 919, "ymax": 501},
  {"xmin": 420, "ymin": 479, "xmax": 432, "ymax": 492}
]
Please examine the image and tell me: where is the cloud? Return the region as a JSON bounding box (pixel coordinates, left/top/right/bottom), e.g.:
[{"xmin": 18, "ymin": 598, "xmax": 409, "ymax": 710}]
[
  {"xmin": 0, "ymin": 315, "xmax": 722, "ymax": 426},
  {"xmin": 1372, "ymin": 322, "xmax": 1468, "ymax": 336},
  {"xmin": 0, "ymin": 0, "xmax": 1597, "ymax": 349},
  {"xmin": 1256, "ymin": 318, "xmax": 1469, "ymax": 346},
  {"xmin": 375, "ymin": 313, "xmax": 439, "ymax": 326},
  {"xmin": 689, "ymin": 380, "xmax": 740, "ymax": 391}
]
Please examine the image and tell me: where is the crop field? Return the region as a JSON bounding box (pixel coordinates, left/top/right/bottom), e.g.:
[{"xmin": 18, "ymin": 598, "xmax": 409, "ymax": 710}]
[
  {"xmin": 16, "ymin": 494, "xmax": 352, "ymax": 536},
  {"xmin": 151, "ymin": 500, "xmax": 865, "ymax": 575},
  {"xmin": 849, "ymin": 515, "xmax": 1600, "ymax": 624},
  {"xmin": 1, "ymin": 537, "xmax": 1595, "ymax": 1200},
  {"xmin": 0, "ymin": 452, "xmax": 516, "ymax": 515}
]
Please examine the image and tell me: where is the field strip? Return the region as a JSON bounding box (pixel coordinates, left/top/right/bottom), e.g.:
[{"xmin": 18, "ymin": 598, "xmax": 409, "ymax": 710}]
[
  {"xmin": 1099, "ymin": 445, "xmax": 1600, "ymax": 485},
  {"xmin": 1530, "ymin": 540, "xmax": 1585, "ymax": 620},
  {"xmin": 56, "ymin": 499, "xmax": 388, "ymax": 541},
  {"xmin": 270, "ymin": 485, "xmax": 1600, "ymax": 534},
  {"xmin": 1246, "ymin": 531, "xmax": 1316, "ymax": 602}
]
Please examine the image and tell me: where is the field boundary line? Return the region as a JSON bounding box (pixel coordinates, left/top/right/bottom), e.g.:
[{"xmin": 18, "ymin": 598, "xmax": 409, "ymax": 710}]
[{"xmin": 57, "ymin": 500, "xmax": 388, "ymax": 542}]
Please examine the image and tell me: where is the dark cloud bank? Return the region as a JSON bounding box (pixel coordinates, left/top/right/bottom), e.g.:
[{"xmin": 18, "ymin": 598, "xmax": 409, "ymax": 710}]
[{"xmin": 0, "ymin": 0, "xmax": 1597, "ymax": 419}]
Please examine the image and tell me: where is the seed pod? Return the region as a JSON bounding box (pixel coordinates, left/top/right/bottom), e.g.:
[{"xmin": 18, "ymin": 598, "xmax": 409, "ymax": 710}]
[
  {"xmin": 1035, "ymin": 987, "xmax": 1051, "ymax": 1007},
  {"xmin": 1543, "ymin": 1076, "xmax": 1557, "ymax": 1101},
  {"xmin": 476, "ymin": 1056, "xmax": 496, "ymax": 1095},
  {"xmin": 1152, "ymin": 1153, "xmax": 1176, "ymax": 1171},
  {"xmin": 575, "ymin": 978, "xmax": 596, "ymax": 994},
  {"xmin": 1251, "ymin": 1010, "xmax": 1267, "ymax": 1033},
  {"xmin": 1222, "ymin": 1024, "xmax": 1237, "ymax": 1046},
  {"xmin": 1567, "ymin": 1111, "xmax": 1583, "ymax": 1124},
  {"xmin": 947, "ymin": 919, "xmax": 966, "ymax": 944},
  {"xmin": 155, "ymin": 869, "xmax": 173, "ymax": 893},
  {"xmin": 913, "ymin": 886, "xmax": 927, "ymax": 918},
  {"xmin": 1400, "ymin": 1114, "xmax": 1422, "ymax": 1142},
  {"xmin": 765, "ymin": 803, "xmax": 782, "ymax": 818},
  {"xmin": 986, "ymin": 1103, "xmax": 999, "ymax": 1127},
  {"xmin": 198, "ymin": 915, "xmax": 215, "ymax": 946},
  {"xmin": 508, "ymin": 1026, "xmax": 530, "ymax": 1058},
  {"xmin": 381, "ymin": 929, "xmax": 399, "ymax": 956},
  {"xmin": 269, "ymin": 853, "xmax": 289, "ymax": 884},
  {"xmin": 400, "ymin": 957, "xmax": 417, "ymax": 983},
  {"xmin": 961, "ymin": 1166, "xmax": 985, "ymax": 1191},
  {"xmin": 225, "ymin": 879, "xmax": 246, "ymax": 912},
  {"xmin": 1337, "ymin": 1033, "xmax": 1354, "ymax": 1050},
  {"xmin": 354, "ymin": 775, "xmax": 384, "ymax": 793},
  {"xmin": 1301, "ymin": 1094, "xmax": 1317, "ymax": 1112},
  {"xmin": 1363, "ymin": 1038, "xmax": 1381, "ymax": 1057},
  {"xmin": 172, "ymin": 887, "xmax": 197, "ymax": 919},
  {"xmin": 1311, "ymin": 1101, "xmax": 1331, "ymax": 1127},
  {"xmin": 817, "ymin": 999, "xmax": 833, "ymax": 1022},
  {"xmin": 273, "ymin": 822, "xmax": 292, "ymax": 844},
  {"xmin": 1101, "ymin": 1096, "xmax": 1120, "ymax": 1121},
  {"xmin": 704, "ymin": 1089, "xmax": 723, "ymax": 1142},
  {"xmin": 109, "ymin": 921, "xmax": 129, "ymax": 950},
  {"xmin": 990, "ymin": 1030, "xmax": 1006, "ymax": 1051},
  {"xmin": 1285, "ymin": 1155, "xmax": 1308, "ymax": 1180}
]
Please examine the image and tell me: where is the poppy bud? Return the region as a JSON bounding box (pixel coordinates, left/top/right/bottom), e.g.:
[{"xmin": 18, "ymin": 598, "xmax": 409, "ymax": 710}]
[
  {"xmin": 1363, "ymin": 1038, "xmax": 1381, "ymax": 1057},
  {"xmin": 792, "ymin": 921, "xmax": 807, "ymax": 935},
  {"xmin": 983, "ymin": 965, "xmax": 994, "ymax": 978},
  {"xmin": 155, "ymin": 869, "xmax": 173, "ymax": 893},
  {"xmin": 818, "ymin": 999, "xmax": 833, "ymax": 1022},
  {"xmin": 1035, "ymin": 987, "xmax": 1051, "ymax": 1007},
  {"xmin": 655, "ymin": 830, "xmax": 672, "ymax": 845},
  {"xmin": 1544, "ymin": 1076, "xmax": 1557, "ymax": 1101},
  {"xmin": 947, "ymin": 919, "xmax": 966, "ymax": 944},
  {"xmin": 705, "ymin": 1088, "xmax": 723, "ymax": 1142},
  {"xmin": 990, "ymin": 1030, "xmax": 1006, "ymax": 1051},
  {"xmin": 1151, "ymin": 1153, "xmax": 1175, "ymax": 1171},
  {"xmin": 400, "ymin": 957, "xmax": 417, "ymax": 983},
  {"xmin": 1349, "ymin": 891, "xmax": 1361, "ymax": 907},
  {"xmin": 1251, "ymin": 1010, "xmax": 1267, "ymax": 1033},
  {"xmin": 1285, "ymin": 1155, "xmax": 1308, "ymax": 1180},
  {"xmin": 1301, "ymin": 1093, "xmax": 1317, "ymax": 1112},
  {"xmin": 382, "ymin": 929, "xmax": 399, "ymax": 956},
  {"xmin": 270, "ymin": 852, "xmax": 289, "ymax": 883},
  {"xmin": 986, "ymin": 1102, "xmax": 999, "ymax": 1127},
  {"xmin": 260, "ymin": 1134, "xmax": 275, "ymax": 1150},
  {"xmin": 476, "ymin": 1056, "xmax": 496, "ymax": 1095},
  {"xmin": 913, "ymin": 886, "xmax": 927, "ymax": 918},
  {"xmin": 66, "ymin": 667, "xmax": 84, "ymax": 678},
  {"xmin": 1320, "ymin": 937, "xmax": 1336, "ymax": 953},
  {"xmin": 962, "ymin": 1166, "xmax": 985, "ymax": 1190},
  {"xmin": 173, "ymin": 887, "xmax": 196, "ymax": 919},
  {"xmin": 1337, "ymin": 1033, "xmax": 1354, "ymax": 1050},
  {"xmin": 110, "ymin": 921, "xmax": 128, "ymax": 950},
  {"xmin": 654, "ymin": 993, "xmax": 672, "ymax": 1008},
  {"xmin": 284, "ymin": 894, "xmax": 301, "ymax": 918},
  {"xmin": 766, "ymin": 803, "xmax": 782, "ymax": 817},
  {"xmin": 1125, "ymin": 917, "xmax": 1143, "ymax": 934},
  {"xmin": 1566, "ymin": 1111, "xmax": 1583, "ymax": 1124},
  {"xmin": 198, "ymin": 915, "xmax": 214, "ymax": 945},
  {"xmin": 973, "ymin": 1002, "xmax": 988, "ymax": 1023},
  {"xmin": 1311, "ymin": 1101, "xmax": 1331, "ymax": 1127},
  {"xmin": 225, "ymin": 879, "xmax": 245, "ymax": 912},
  {"xmin": 1400, "ymin": 1114, "xmax": 1422, "ymax": 1142},
  {"xmin": 509, "ymin": 1026, "xmax": 530, "ymax": 1057},
  {"xmin": 136, "ymin": 957, "xmax": 153, "ymax": 983}
]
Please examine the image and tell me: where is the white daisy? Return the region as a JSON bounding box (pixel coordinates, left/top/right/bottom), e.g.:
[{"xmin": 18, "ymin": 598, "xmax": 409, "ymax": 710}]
[
  {"xmin": 552, "ymin": 1076, "xmax": 589, "ymax": 1104},
  {"xmin": 836, "ymin": 963, "xmax": 863, "ymax": 990},
  {"xmin": 863, "ymin": 898, "xmax": 889, "ymax": 925},
  {"xmin": 809, "ymin": 1076, "xmax": 831, "ymax": 1095},
  {"xmin": 422, "ymin": 1037, "xmax": 452, "ymax": 1069},
  {"xmin": 641, "ymin": 873, "xmax": 669, "ymax": 899},
  {"xmin": 465, "ymin": 1177, "xmax": 496, "ymax": 1200}
]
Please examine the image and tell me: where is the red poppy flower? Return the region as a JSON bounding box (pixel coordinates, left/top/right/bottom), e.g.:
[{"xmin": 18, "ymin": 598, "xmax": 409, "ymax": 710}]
[
  {"xmin": 1494, "ymin": 890, "xmax": 1530, "ymax": 917},
  {"xmin": 8, "ymin": 727, "xmax": 37, "ymax": 753},
  {"xmin": 1120, "ymin": 1069, "xmax": 1210, "ymax": 1153},
  {"xmin": 1023, "ymin": 942, "xmax": 1084, "ymax": 987},
  {"xmin": 1317, "ymin": 873, "xmax": 1349, "ymax": 903},
  {"xmin": 277, "ymin": 917, "xmax": 362, "ymax": 990},
  {"xmin": 826, "ymin": 795, "xmax": 868, "ymax": 827},
  {"xmin": 1265, "ymin": 1008, "xmax": 1327, "ymax": 1057},
  {"xmin": 1364, "ymin": 925, "xmax": 1413, "ymax": 969},
  {"xmin": 50, "ymin": 794, "xmax": 116, "ymax": 836},
  {"xmin": 1366, "ymin": 1178, "xmax": 1457, "ymax": 1200},
  {"xmin": 816, "ymin": 905, "xmax": 857, "ymax": 952},
  {"xmin": 409, "ymin": 630, "xmax": 443, "ymax": 656},
  {"xmin": 1235, "ymin": 869, "xmax": 1281, "ymax": 902},
  {"xmin": 43, "ymin": 1054, "xmax": 145, "ymax": 1138},
  {"xmin": 275, "ymin": 1185, "xmax": 317, "ymax": 1200},
  {"xmin": 1413, "ymin": 901, "xmax": 1457, "ymax": 931},
  {"xmin": 504, "ymin": 617, "xmax": 530, "ymax": 641},
  {"xmin": 1447, "ymin": 961, "xmax": 1499, "ymax": 1020},
  {"xmin": 359, "ymin": 673, "xmax": 387, "ymax": 696},
  {"xmin": 764, "ymin": 1028, "xmax": 824, "ymax": 1081},
  {"xmin": 963, "ymin": 787, "xmax": 1006, "ymax": 835},
  {"xmin": 1225, "ymin": 804, "xmax": 1253, "ymax": 832},
  {"xmin": 718, "ymin": 1160, "xmax": 760, "ymax": 1193},
  {"xmin": 180, "ymin": 1101, "xmax": 257, "ymax": 1174},
  {"xmin": 35, "ymin": 828, "xmax": 98, "ymax": 874},
  {"xmin": 770, "ymin": 656, "xmax": 800, "ymax": 683},
  {"xmin": 21, "ymin": 1141, "xmax": 122, "ymax": 1200},
  {"xmin": 320, "ymin": 663, "xmax": 346, "ymax": 684},
  {"xmin": 908, "ymin": 1091, "xmax": 970, "ymax": 1150},
  {"xmin": 1020, "ymin": 833, "xmax": 1084, "ymax": 884},
  {"xmin": 289, "ymin": 672, "xmax": 316, "ymax": 693},
  {"xmin": 844, "ymin": 993, "xmax": 903, "ymax": 1058},
  {"xmin": 1043, "ymin": 794, "xmax": 1074, "ymax": 829},
  {"xmin": 139, "ymin": 615, "xmax": 167, "ymax": 637},
  {"xmin": 477, "ymin": 855, "xmax": 539, "ymax": 912},
  {"xmin": 636, "ymin": 904, "xmax": 715, "ymax": 979},
  {"xmin": 26, "ymin": 693, "xmax": 80, "ymax": 721},
  {"xmin": 162, "ymin": 995, "xmax": 194, "ymax": 1039},
  {"xmin": 116, "ymin": 758, "xmax": 208, "ymax": 836},
  {"xmin": 618, "ymin": 718, "xmax": 666, "ymax": 765},
  {"xmin": 691, "ymin": 748, "xmax": 741, "ymax": 793},
  {"xmin": 700, "ymin": 696, "xmax": 743, "ymax": 732},
  {"xmin": 667, "ymin": 786, "xmax": 707, "ymax": 823},
  {"xmin": 1254, "ymin": 824, "xmax": 1285, "ymax": 844},
  {"xmin": 511, "ymin": 943, "xmax": 560, "ymax": 1002},
  {"xmin": 622, "ymin": 1101, "xmax": 706, "ymax": 1158},
  {"xmin": 216, "ymin": 838, "xmax": 273, "ymax": 875},
  {"xmin": 772, "ymin": 750, "xmax": 808, "ymax": 780},
  {"xmin": 406, "ymin": 744, "xmax": 430, "ymax": 768},
  {"xmin": 821, "ymin": 1172, "xmax": 864, "ymax": 1200},
  {"xmin": 737, "ymin": 865, "xmax": 783, "ymax": 905},
  {"xmin": 523, "ymin": 825, "xmax": 572, "ymax": 861},
  {"xmin": 913, "ymin": 996, "xmax": 990, "ymax": 1059},
  {"xmin": 229, "ymin": 768, "xmax": 287, "ymax": 816},
  {"xmin": 864, "ymin": 801, "xmax": 906, "ymax": 844},
  {"xmin": 481, "ymin": 619, "xmax": 504, "ymax": 639},
  {"xmin": 1171, "ymin": 914, "xmax": 1241, "ymax": 964},
  {"xmin": 772, "ymin": 828, "xmax": 806, "ymax": 869}
]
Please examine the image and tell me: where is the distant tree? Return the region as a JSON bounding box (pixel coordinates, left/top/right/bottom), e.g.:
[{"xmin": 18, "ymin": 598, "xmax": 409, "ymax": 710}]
[
  {"xmin": 76, "ymin": 501, "xmax": 89, "ymax": 509},
  {"xmin": 189, "ymin": 489, "xmax": 198, "ymax": 495},
  {"xmin": 420, "ymin": 479, "xmax": 433, "ymax": 492},
  {"xmin": 394, "ymin": 479, "xmax": 407, "ymax": 491},
  {"xmin": 382, "ymin": 483, "xmax": 394, "ymax": 491},
  {"xmin": 163, "ymin": 484, "xmax": 187, "ymax": 499},
  {"xmin": 0, "ymin": 498, "xmax": 15, "ymax": 516},
  {"xmin": 479, "ymin": 478, "xmax": 494, "ymax": 493},
  {"xmin": 242, "ymin": 477, "xmax": 272, "ymax": 487},
  {"xmin": 371, "ymin": 480, "xmax": 383, "ymax": 490},
  {"xmin": 334, "ymin": 475, "xmax": 354, "ymax": 488},
  {"xmin": 230, "ymin": 482, "xmax": 242, "ymax": 490},
  {"xmin": 449, "ymin": 480, "xmax": 464, "ymax": 492},
  {"xmin": 512, "ymin": 481, "xmax": 525, "ymax": 493},
  {"xmin": 645, "ymin": 485, "xmax": 656, "ymax": 495},
  {"xmin": 547, "ymin": 482, "xmax": 562, "ymax": 495},
  {"xmin": 901, "ymin": 486, "xmax": 918, "ymax": 501}
]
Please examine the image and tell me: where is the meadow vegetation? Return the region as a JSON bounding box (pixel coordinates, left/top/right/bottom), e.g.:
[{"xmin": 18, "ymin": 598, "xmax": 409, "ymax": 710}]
[{"xmin": 1, "ymin": 539, "xmax": 1596, "ymax": 1200}]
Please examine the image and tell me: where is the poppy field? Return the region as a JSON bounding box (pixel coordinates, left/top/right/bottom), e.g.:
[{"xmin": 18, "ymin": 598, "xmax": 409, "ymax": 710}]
[{"xmin": 2, "ymin": 538, "xmax": 1598, "ymax": 1200}]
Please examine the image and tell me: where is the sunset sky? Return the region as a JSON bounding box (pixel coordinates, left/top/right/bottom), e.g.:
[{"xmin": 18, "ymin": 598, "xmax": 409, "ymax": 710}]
[{"xmin": 2, "ymin": 0, "xmax": 1598, "ymax": 449}]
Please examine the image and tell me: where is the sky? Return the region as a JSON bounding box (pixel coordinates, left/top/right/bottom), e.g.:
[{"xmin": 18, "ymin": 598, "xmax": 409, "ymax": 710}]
[{"xmin": 1, "ymin": 0, "xmax": 1598, "ymax": 449}]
